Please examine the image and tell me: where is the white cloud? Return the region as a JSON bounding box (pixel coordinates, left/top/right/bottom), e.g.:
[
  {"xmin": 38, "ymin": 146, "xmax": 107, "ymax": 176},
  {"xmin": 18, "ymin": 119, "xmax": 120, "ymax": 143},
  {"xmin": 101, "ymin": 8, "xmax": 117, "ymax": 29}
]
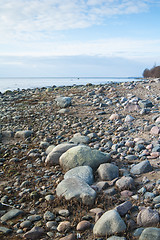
[
  {"xmin": 0, "ymin": 0, "xmax": 150, "ymax": 41},
  {"xmin": 1, "ymin": 38, "xmax": 160, "ymax": 61}
]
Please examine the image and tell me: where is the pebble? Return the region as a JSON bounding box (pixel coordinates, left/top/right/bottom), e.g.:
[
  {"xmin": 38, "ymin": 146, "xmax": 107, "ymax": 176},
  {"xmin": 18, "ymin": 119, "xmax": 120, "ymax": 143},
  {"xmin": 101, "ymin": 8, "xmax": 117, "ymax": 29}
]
[
  {"xmin": 137, "ymin": 207, "xmax": 159, "ymax": 227},
  {"xmin": 1, "ymin": 80, "xmax": 160, "ymax": 239},
  {"xmin": 57, "ymin": 221, "xmax": 71, "ymax": 232},
  {"xmin": 23, "ymin": 226, "xmax": 44, "ymax": 239},
  {"xmin": 76, "ymin": 220, "xmax": 91, "ymax": 231},
  {"xmin": 1, "ymin": 209, "xmax": 24, "ymax": 222}
]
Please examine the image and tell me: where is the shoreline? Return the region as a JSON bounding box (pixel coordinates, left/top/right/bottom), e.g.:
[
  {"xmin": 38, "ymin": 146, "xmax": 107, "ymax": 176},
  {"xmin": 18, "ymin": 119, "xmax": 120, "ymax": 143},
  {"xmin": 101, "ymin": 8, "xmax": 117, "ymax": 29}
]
[
  {"xmin": 1, "ymin": 77, "xmax": 160, "ymax": 239},
  {"xmin": 0, "ymin": 76, "xmax": 143, "ymax": 94}
]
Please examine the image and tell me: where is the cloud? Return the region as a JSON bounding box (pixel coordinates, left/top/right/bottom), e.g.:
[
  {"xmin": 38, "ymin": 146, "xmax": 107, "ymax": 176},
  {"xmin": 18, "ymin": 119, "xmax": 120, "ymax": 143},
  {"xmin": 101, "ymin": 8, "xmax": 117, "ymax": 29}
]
[
  {"xmin": 0, "ymin": 55, "xmax": 146, "ymax": 78},
  {"xmin": 1, "ymin": 38, "xmax": 160, "ymax": 61},
  {"xmin": 0, "ymin": 0, "xmax": 150, "ymax": 41}
]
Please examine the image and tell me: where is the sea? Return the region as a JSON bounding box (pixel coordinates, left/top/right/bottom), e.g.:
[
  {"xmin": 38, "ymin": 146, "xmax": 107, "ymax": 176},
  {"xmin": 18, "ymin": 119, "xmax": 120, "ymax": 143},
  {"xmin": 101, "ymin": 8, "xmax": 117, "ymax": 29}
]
[{"xmin": 0, "ymin": 77, "xmax": 142, "ymax": 93}]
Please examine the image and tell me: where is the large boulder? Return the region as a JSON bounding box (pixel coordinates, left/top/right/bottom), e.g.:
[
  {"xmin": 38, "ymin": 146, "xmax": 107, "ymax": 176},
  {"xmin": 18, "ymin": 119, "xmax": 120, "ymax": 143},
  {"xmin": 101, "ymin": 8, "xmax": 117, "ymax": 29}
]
[
  {"xmin": 64, "ymin": 166, "xmax": 94, "ymax": 185},
  {"xmin": 93, "ymin": 209, "xmax": 126, "ymax": 237},
  {"xmin": 59, "ymin": 145, "xmax": 110, "ymax": 171},
  {"xmin": 56, "ymin": 96, "xmax": 71, "ymax": 108},
  {"xmin": 56, "ymin": 177, "xmax": 96, "ymax": 205},
  {"xmin": 45, "ymin": 143, "xmax": 76, "ymax": 166}
]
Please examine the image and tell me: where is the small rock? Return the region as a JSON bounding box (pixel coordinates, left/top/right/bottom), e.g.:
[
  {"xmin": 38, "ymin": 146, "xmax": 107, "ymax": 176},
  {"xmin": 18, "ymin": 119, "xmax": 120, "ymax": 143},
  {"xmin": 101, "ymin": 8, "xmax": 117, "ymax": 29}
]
[
  {"xmin": 130, "ymin": 160, "xmax": 152, "ymax": 175},
  {"xmin": 57, "ymin": 221, "xmax": 71, "ymax": 232},
  {"xmin": 1, "ymin": 209, "xmax": 24, "ymax": 222},
  {"xmin": 150, "ymin": 126, "xmax": 160, "ymax": 135},
  {"xmin": 124, "ymin": 115, "xmax": 135, "ymax": 122},
  {"xmin": 115, "ymin": 201, "xmax": 132, "ymax": 216},
  {"xmin": 139, "ymin": 227, "xmax": 160, "ymax": 240},
  {"xmin": 97, "ymin": 163, "xmax": 119, "ymax": 181},
  {"xmin": 137, "ymin": 207, "xmax": 159, "ymax": 227},
  {"xmin": 23, "ymin": 226, "xmax": 44, "ymax": 239},
  {"xmin": 76, "ymin": 220, "xmax": 91, "ymax": 231},
  {"xmin": 116, "ymin": 176, "xmax": 135, "ymax": 190}
]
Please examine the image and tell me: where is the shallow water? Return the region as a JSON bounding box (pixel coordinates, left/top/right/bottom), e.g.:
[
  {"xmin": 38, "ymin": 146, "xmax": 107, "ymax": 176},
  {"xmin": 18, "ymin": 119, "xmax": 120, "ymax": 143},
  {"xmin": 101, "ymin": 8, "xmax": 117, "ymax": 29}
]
[{"xmin": 0, "ymin": 77, "xmax": 140, "ymax": 92}]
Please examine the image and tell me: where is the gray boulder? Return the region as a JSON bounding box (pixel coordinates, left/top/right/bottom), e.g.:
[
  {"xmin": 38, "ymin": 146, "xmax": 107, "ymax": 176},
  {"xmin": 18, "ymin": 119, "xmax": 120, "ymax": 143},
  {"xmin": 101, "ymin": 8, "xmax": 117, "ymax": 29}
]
[
  {"xmin": 97, "ymin": 163, "xmax": 119, "ymax": 181},
  {"xmin": 45, "ymin": 143, "xmax": 76, "ymax": 166},
  {"xmin": 56, "ymin": 96, "xmax": 71, "ymax": 108},
  {"xmin": 130, "ymin": 160, "xmax": 152, "ymax": 175},
  {"xmin": 59, "ymin": 145, "xmax": 110, "ymax": 171},
  {"xmin": 139, "ymin": 227, "xmax": 160, "ymax": 240},
  {"xmin": 56, "ymin": 177, "xmax": 96, "ymax": 205},
  {"xmin": 69, "ymin": 133, "xmax": 90, "ymax": 144},
  {"xmin": 64, "ymin": 166, "xmax": 94, "ymax": 185},
  {"xmin": 93, "ymin": 209, "xmax": 126, "ymax": 236}
]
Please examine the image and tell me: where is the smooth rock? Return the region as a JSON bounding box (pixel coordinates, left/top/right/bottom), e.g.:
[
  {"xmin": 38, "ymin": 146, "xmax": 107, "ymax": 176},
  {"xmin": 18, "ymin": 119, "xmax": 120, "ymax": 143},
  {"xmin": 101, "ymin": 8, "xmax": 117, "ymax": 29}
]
[
  {"xmin": 124, "ymin": 115, "xmax": 135, "ymax": 122},
  {"xmin": 97, "ymin": 163, "xmax": 119, "ymax": 181},
  {"xmin": 23, "ymin": 226, "xmax": 44, "ymax": 239},
  {"xmin": 116, "ymin": 176, "xmax": 135, "ymax": 190},
  {"xmin": 59, "ymin": 145, "xmax": 110, "ymax": 171},
  {"xmin": 150, "ymin": 126, "xmax": 160, "ymax": 135},
  {"xmin": 56, "ymin": 177, "xmax": 96, "ymax": 205},
  {"xmin": 45, "ymin": 194, "xmax": 54, "ymax": 201},
  {"xmin": 15, "ymin": 130, "xmax": 33, "ymax": 139},
  {"xmin": 1, "ymin": 209, "xmax": 24, "ymax": 222},
  {"xmin": 0, "ymin": 226, "xmax": 12, "ymax": 234},
  {"xmin": 45, "ymin": 145, "xmax": 55, "ymax": 155},
  {"xmin": 43, "ymin": 211, "xmax": 55, "ymax": 221},
  {"xmin": 69, "ymin": 133, "xmax": 90, "ymax": 144},
  {"xmin": 153, "ymin": 195, "xmax": 160, "ymax": 203},
  {"xmin": 45, "ymin": 143, "xmax": 76, "ymax": 166},
  {"xmin": 139, "ymin": 227, "xmax": 160, "ymax": 240},
  {"xmin": 130, "ymin": 160, "xmax": 152, "ymax": 175},
  {"xmin": 58, "ymin": 209, "xmax": 69, "ymax": 217},
  {"xmin": 59, "ymin": 233, "xmax": 76, "ymax": 240},
  {"xmin": 64, "ymin": 166, "xmax": 93, "ymax": 185},
  {"xmin": 137, "ymin": 207, "xmax": 159, "ymax": 227},
  {"xmin": 115, "ymin": 201, "xmax": 132, "ymax": 216},
  {"xmin": 76, "ymin": 220, "xmax": 91, "ymax": 231},
  {"xmin": 109, "ymin": 113, "xmax": 120, "ymax": 121},
  {"xmin": 57, "ymin": 221, "xmax": 71, "ymax": 232},
  {"xmin": 56, "ymin": 96, "xmax": 71, "ymax": 108},
  {"xmin": 20, "ymin": 220, "xmax": 32, "ymax": 229},
  {"xmin": 93, "ymin": 209, "xmax": 126, "ymax": 236}
]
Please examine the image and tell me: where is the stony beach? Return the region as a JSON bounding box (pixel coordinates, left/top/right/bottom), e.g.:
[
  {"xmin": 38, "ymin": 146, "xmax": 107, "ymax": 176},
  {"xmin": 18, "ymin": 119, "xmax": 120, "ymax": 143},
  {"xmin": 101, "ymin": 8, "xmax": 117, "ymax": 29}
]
[{"xmin": 1, "ymin": 78, "xmax": 160, "ymax": 240}]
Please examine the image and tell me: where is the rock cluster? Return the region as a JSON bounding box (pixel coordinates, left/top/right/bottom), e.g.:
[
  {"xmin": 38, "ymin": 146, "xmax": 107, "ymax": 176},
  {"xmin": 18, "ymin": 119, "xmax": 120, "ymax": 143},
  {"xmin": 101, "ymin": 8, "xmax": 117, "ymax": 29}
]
[{"xmin": 1, "ymin": 78, "xmax": 160, "ymax": 239}]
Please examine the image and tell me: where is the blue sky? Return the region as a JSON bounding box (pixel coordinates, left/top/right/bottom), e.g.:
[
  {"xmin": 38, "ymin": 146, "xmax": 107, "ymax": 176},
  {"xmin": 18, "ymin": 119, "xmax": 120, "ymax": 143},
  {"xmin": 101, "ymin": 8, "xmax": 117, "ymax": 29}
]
[{"xmin": 0, "ymin": 0, "xmax": 160, "ymax": 77}]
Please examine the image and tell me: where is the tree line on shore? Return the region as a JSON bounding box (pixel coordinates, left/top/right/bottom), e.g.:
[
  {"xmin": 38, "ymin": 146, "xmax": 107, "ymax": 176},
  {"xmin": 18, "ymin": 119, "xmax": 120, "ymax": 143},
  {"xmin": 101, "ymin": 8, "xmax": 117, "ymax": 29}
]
[{"xmin": 143, "ymin": 65, "xmax": 160, "ymax": 78}]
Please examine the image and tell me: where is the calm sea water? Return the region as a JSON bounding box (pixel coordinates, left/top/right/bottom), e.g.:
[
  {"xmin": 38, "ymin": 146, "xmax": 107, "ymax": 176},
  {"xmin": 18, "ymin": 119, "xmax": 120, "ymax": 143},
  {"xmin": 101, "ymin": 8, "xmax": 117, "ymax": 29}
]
[{"xmin": 0, "ymin": 77, "xmax": 141, "ymax": 93}]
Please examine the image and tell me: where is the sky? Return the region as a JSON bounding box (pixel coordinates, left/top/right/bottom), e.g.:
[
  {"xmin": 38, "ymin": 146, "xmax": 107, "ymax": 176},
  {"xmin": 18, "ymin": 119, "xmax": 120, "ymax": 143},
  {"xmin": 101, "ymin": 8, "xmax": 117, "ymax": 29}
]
[{"xmin": 0, "ymin": 0, "xmax": 160, "ymax": 77}]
